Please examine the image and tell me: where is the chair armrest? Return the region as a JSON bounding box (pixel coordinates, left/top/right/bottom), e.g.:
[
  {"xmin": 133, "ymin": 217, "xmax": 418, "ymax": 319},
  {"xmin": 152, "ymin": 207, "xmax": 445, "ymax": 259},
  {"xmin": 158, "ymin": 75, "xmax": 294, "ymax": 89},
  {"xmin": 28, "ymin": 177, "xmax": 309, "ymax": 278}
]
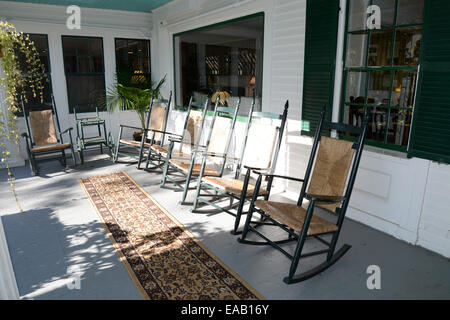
[
  {"xmin": 60, "ymin": 127, "xmax": 73, "ymax": 135},
  {"xmin": 253, "ymin": 171, "xmax": 305, "ymax": 183},
  {"xmin": 119, "ymin": 124, "xmax": 142, "ymax": 131},
  {"xmin": 199, "ymin": 151, "xmax": 227, "ymax": 159},
  {"xmin": 243, "ymin": 165, "xmax": 269, "ymax": 171},
  {"xmin": 306, "ymin": 194, "xmax": 346, "ymax": 204},
  {"xmin": 21, "ymin": 132, "xmax": 29, "ymax": 138},
  {"xmin": 145, "ymin": 128, "xmax": 180, "ymax": 136}
]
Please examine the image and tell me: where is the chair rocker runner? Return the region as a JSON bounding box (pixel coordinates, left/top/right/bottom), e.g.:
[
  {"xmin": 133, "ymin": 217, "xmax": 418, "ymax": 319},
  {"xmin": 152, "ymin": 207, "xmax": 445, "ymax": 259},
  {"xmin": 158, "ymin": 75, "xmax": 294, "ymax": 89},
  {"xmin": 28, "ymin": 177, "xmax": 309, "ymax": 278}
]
[
  {"xmin": 113, "ymin": 91, "xmax": 172, "ymax": 165},
  {"xmin": 161, "ymin": 98, "xmax": 240, "ymax": 205},
  {"xmin": 139, "ymin": 95, "xmax": 204, "ymax": 172},
  {"xmin": 21, "ymin": 94, "xmax": 77, "ymax": 176},
  {"xmin": 191, "ymin": 100, "xmax": 289, "ymax": 236},
  {"xmin": 238, "ymin": 106, "xmax": 370, "ymax": 284}
]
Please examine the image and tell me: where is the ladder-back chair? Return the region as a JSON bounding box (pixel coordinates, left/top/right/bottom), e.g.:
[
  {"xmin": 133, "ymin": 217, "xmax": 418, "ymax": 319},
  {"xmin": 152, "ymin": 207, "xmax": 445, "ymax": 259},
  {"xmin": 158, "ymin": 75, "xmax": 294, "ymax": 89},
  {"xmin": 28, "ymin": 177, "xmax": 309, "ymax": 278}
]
[
  {"xmin": 140, "ymin": 95, "xmax": 205, "ymax": 172},
  {"xmin": 191, "ymin": 100, "xmax": 289, "ymax": 236},
  {"xmin": 161, "ymin": 98, "xmax": 240, "ymax": 205},
  {"xmin": 238, "ymin": 107, "xmax": 370, "ymax": 283},
  {"xmin": 21, "ymin": 94, "xmax": 76, "ymax": 175},
  {"xmin": 113, "ymin": 91, "xmax": 172, "ymax": 165}
]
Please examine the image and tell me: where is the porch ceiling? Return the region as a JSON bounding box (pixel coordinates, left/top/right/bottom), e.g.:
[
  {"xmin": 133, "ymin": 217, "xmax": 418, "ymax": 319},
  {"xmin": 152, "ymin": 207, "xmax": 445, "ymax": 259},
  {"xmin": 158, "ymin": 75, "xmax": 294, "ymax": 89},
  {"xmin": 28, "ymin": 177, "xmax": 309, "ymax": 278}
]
[{"xmin": 2, "ymin": 0, "xmax": 173, "ymax": 12}]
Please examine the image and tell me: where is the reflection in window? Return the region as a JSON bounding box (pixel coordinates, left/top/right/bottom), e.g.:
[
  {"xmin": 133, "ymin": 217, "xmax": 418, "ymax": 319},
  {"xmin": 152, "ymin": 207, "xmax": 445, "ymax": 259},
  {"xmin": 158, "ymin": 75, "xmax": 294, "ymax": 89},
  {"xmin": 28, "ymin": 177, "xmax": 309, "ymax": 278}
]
[
  {"xmin": 62, "ymin": 36, "xmax": 105, "ymax": 113},
  {"xmin": 115, "ymin": 38, "xmax": 151, "ymax": 89},
  {"xmin": 342, "ymin": 0, "xmax": 424, "ymax": 149},
  {"xmin": 16, "ymin": 34, "xmax": 52, "ymax": 114},
  {"xmin": 174, "ymin": 14, "xmax": 264, "ymax": 115}
]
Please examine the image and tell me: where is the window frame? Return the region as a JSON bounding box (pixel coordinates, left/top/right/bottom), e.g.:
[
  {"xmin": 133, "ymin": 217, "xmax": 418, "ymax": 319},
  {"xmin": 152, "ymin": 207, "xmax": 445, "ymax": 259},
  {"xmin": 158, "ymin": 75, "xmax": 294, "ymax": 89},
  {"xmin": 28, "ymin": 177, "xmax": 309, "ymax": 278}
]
[
  {"xmin": 114, "ymin": 37, "xmax": 151, "ymax": 88},
  {"xmin": 61, "ymin": 35, "xmax": 106, "ymax": 114},
  {"xmin": 172, "ymin": 12, "xmax": 265, "ymax": 109},
  {"xmin": 340, "ymin": 0, "xmax": 424, "ymax": 152}
]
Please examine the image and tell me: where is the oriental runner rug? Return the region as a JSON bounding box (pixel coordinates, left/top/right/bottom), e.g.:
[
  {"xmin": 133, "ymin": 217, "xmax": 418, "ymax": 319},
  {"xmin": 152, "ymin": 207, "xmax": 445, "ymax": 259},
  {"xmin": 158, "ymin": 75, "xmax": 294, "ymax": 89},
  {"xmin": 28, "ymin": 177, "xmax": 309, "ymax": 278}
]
[{"xmin": 79, "ymin": 171, "xmax": 262, "ymax": 300}]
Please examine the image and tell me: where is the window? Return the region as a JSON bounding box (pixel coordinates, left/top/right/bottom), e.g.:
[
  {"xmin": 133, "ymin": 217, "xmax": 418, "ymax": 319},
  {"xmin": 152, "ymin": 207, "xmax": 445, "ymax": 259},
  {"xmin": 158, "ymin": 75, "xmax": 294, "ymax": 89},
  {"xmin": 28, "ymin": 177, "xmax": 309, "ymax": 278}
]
[
  {"xmin": 115, "ymin": 38, "xmax": 151, "ymax": 89},
  {"xmin": 342, "ymin": 0, "xmax": 424, "ymax": 151},
  {"xmin": 62, "ymin": 36, "xmax": 105, "ymax": 113},
  {"xmin": 174, "ymin": 13, "xmax": 264, "ymax": 114},
  {"xmin": 17, "ymin": 34, "xmax": 52, "ymax": 114}
]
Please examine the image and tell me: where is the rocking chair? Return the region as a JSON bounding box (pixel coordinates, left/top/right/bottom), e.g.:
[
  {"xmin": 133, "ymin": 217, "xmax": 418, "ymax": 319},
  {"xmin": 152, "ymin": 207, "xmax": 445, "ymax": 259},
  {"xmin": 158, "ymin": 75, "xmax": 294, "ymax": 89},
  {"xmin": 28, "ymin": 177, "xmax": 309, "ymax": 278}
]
[
  {"xmin": 20, "ymin": 94, "xmax": 76, "ymax": 175},
  {"xmin": 113, "ymin": 91, "xmax": 172, "ymax": 165},
  {"xmin": 191, "ymin": 100, "xmax": 289, "ymax": 236},
  {"xmin": 139, "ymin": 95, "xmax": 206, "ymax": 172},
  {"xmin": 238, "ymin": 106, "xmax": 370, "ymax": 283},
  {"xmin": 161, "ymin": 98, "xmax": 240, "ymax": 205}
]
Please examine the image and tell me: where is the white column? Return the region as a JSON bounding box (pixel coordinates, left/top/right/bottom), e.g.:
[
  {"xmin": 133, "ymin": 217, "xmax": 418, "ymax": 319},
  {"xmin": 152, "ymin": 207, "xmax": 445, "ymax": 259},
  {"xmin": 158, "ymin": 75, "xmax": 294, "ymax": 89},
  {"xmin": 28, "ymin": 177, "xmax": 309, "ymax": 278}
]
[{"xmin": 0, "ymin": 216, "xmax": 20, "ymax": 300}]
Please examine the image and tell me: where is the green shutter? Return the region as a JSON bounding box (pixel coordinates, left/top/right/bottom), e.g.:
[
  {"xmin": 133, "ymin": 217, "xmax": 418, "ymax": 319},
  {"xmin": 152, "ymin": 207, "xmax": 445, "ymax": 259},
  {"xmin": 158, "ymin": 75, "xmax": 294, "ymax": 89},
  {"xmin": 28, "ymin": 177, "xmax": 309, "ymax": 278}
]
[
  {"xmin": 301, "ymin": 0, "xmax": 339, "ymax": 135},
  {"xmin": 408, "ymin": 0, "xmax": 450, "ymax": 163}
]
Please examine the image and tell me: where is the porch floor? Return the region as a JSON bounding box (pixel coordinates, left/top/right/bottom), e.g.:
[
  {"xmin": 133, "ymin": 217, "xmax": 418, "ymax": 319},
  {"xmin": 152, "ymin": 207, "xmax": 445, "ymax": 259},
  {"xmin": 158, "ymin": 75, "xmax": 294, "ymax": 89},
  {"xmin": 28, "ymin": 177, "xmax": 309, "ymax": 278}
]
[{"xmin": 1, "ymin": 152, "xmax": 449, "ymax": 300}]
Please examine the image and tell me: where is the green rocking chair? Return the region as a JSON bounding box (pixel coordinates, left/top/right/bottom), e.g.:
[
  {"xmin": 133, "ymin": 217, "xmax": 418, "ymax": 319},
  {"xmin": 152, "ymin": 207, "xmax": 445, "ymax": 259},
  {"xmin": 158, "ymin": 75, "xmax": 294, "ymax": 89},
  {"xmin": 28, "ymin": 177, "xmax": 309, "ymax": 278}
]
[{"xmin": 238, "ymin": 107, "xmax": 370, "ymax": 283}]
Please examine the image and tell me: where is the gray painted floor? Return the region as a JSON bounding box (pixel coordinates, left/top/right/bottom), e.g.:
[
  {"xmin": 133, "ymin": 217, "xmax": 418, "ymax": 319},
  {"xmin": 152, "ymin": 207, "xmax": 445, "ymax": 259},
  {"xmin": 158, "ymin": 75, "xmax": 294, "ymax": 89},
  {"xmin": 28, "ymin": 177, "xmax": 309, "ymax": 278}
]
[{"xmin": 1, "ymin": 152, "xmax": 449, "ymax": 300}]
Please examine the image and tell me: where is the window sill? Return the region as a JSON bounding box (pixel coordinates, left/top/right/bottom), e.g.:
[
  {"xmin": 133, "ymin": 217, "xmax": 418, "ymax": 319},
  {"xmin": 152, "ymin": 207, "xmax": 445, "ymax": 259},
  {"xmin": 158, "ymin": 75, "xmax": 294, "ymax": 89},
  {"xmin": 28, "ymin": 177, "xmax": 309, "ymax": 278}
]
[{"xmin": 364, "ymin": 144, "xmax": 408, "ymax": 160}]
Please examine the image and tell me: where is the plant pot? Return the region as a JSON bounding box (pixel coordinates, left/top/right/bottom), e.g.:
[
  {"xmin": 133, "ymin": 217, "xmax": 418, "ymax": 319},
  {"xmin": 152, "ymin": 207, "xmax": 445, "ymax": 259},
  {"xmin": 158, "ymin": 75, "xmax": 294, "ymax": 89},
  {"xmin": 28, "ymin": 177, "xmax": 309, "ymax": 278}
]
[{"xmin": 133, "ymin": 131, "xmax": 143, "ymax": 141}]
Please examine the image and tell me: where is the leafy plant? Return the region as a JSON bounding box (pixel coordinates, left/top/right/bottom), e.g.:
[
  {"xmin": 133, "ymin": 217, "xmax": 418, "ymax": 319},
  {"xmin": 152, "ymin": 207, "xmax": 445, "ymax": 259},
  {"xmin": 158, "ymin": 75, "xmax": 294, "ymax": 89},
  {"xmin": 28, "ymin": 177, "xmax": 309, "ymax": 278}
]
[
  {"xmin": 0, "ymin": 21, "xmax": 46, "ymax": 211},
  {"xmin": 104, "ymin": 75, "xmax": 166, "ymax": 129}
]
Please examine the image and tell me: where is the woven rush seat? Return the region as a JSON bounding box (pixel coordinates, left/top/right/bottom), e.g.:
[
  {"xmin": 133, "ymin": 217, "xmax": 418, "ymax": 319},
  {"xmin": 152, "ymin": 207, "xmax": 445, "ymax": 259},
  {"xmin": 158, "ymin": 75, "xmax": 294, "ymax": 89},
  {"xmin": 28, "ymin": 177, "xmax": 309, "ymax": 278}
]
[
  {"xmin": 254, "ymin": 200, "xmax": 338, "ymax": 235},
  {"xmin": 169, "ymin": 159, "xmax": 220, "ymax": 176},
  {"xmin": 150, "ymin": 145, "xmax": 188, "ymax": 158},
  {"xmin": 31, "ymin": 143, "xmax": 71, "ymax": 153},
  {"xmin": 119, "ymin": 139, "xmax": 151, "ymax": 148},
  {"xmin": 202, "ymin": 176, "xmax": 269, "ymax": 197}
]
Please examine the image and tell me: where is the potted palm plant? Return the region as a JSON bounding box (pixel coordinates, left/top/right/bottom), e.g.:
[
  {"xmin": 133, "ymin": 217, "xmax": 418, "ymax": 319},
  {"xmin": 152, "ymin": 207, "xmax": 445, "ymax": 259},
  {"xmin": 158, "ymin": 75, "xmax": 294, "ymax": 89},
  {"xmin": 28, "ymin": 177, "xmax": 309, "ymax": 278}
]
[{"xmin": 104, "ymin": 75, "xmax": 166, "ymax": 141}]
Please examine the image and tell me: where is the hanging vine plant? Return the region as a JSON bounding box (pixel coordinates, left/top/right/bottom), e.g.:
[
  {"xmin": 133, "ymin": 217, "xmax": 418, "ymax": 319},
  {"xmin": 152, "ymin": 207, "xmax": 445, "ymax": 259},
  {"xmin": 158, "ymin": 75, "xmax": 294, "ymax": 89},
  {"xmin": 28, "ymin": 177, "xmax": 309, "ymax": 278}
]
[{"xmin": 0, "ymin": 21, "xmax": 46, "ymax": 211}]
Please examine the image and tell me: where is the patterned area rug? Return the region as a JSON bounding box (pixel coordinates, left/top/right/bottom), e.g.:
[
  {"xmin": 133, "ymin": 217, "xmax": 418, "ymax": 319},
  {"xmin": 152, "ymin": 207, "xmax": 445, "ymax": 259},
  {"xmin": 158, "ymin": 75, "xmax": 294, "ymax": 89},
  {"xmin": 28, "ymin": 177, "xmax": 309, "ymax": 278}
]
[{"xmin": 79, "ymin": 171, "xmax": 262, "ymax": 300}]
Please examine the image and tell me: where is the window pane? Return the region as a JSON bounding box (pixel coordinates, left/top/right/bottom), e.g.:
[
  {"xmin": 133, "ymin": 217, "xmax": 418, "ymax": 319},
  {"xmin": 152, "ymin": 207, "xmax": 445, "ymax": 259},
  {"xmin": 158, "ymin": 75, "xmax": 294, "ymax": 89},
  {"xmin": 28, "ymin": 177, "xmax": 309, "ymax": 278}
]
[
  {"xmin": 368, "ymin": 30, "xmax": 393, "ymax": 66},
  {"xmin": 397, "ymin": 0, "xmax": 424, "ymax": 25},
  {"xmin": 394, "ymin": 27, "xmax": 422, "ymax": 66},
  {"xmin": 373, "ymin": 0, "xmax": 395, "ymax": 27},
  {"xmin": 368, "ymin": 70, "xmax": 392, "ymax": 106},
  {"xmin": 16, "ymin": 34, "xmax": 52, "ymax": 114},
  {"xmin": 115, "ymin": 39, "xmax": 151, "ymax": 88},
  {"xmin": 63, "ymin": 36, "xmax": 105, "ymax": 113},
  {"xmin": 64, "ymin": 56, "xmax": 77, "ymax": 73},
  {"xmin": 346, "ymin": 33, "xmax": 368, "ymax": 67},
  {"xmin": 348, "ymin": 0, "xmax": 370, "ymax": 31},
  {"xmin": 174, "ymin": 14, "xmax": 264, "ymax": 114},
  {"xmin": 386, "ymin": 107, "xmax": 412, "ymax": 146},
  {"xmin": 345, "ymin": 71, "xmax": 367, "ymax": 103},
  {"xmin": 391, "ymin": 70, "xmax": 418, "ymax": 108},
  {"xmin": 66, "ymin": 75, "xmax": 105, "ymax": 113},
  {"xmin": 367, "ymin": 106, "xmax": 388, "ymax": 142},
  {"xmin": 90, "ymin": 38, "xmax": 103, "ymax": 57}
]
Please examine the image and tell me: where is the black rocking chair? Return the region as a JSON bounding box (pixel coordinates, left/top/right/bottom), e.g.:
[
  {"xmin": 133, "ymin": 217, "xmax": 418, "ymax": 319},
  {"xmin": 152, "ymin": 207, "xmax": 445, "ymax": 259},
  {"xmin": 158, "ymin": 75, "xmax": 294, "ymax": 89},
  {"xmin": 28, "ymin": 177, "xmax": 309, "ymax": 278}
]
[
  {"xmin": 21, "ymin": 94, "xmax": 76, "ymax": 175},
  {"xmin": 238, "ymin": 106, "xmax": 370, "ymax": 283}
]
